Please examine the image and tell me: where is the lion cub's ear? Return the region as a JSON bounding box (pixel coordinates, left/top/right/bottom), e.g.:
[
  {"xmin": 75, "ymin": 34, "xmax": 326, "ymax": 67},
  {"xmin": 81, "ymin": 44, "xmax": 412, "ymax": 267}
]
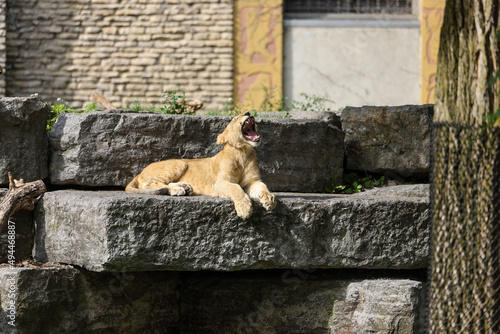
[
  {"xmin": 217, "ymin": 116, "xmax": 240, "ymax": 146},
  {"xmin": 217, "ymin": 129, "xmax": 228, "ymax": 145}
]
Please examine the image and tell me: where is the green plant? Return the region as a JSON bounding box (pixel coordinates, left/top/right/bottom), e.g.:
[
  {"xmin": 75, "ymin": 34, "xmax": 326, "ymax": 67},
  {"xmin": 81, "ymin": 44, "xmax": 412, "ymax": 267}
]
[
  {"xmin": 125, "ymin": 100, "xmax": 163, "ymax": 113},
  {"xmin": 326, "ymin": 171, "xmax": 385, "ymax": 194},
  {"xmin": 209, "ymin": 90, "xmax": 335, "ymax": 116},
  {"xmin": 207, "ymin": 98, "xmax": 241, "ymax": 116},
  {"xmin": 291, "ymin": 93, "xmax": 334, "ymax": 111},
  {"xmin": 126, "ymin": 100, "xmax": 143, "ymax": 112},
  {"xmin": 261, "ymin": 85, "xmax": 287, "ymax": 112},
  {"xmin": 160, "ymin": 89, "xmax": 194, "ymax": 115},
  {"xmin": 84, "ymin": 102, "xmax": 98, "ymax": 112},
  {"xmin": 47, "ymin": 98, "xmax": 89, "ymax": 131}
]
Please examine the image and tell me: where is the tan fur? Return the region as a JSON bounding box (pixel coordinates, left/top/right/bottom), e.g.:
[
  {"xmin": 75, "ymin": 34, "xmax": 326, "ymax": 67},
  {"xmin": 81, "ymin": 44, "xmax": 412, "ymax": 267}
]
[{"xmin": 125, "ymin": 113, "xmax": 277, "ymax": 218}]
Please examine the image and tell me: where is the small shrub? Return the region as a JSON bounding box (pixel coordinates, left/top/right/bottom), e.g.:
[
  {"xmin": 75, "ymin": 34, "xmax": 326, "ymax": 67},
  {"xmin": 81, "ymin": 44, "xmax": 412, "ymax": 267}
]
[
  {"xmin": 207, "ymin": 98, "xmax": 241, "ymax": 116},
  {"xmin": 261, "ymin": 85, "xmax": 286, "ymax": 112},
  {"xmin": 326, "ymin": 171, "xmax": 385, "ymax": 194},
  {"xmin": 126, "ymin": 100, "xmax": 143, "ymax": 112},
  {"xmin": 47, "ymin": 98, "xmax": 89, "ymax": 131},
  {"xmin": 160, "ymin": 90, "xmax": 194, "ymax": 115},
  {"xmin": 84, "ymin": 102, "xmax": 98, "ymax": 112},
  {"xmin": 291, "ymin": 93, "xmax": 334, "ymax": 111},
  {"xmin": 125, "ymin": 100, "xmax": 163, "ymax": 113}
]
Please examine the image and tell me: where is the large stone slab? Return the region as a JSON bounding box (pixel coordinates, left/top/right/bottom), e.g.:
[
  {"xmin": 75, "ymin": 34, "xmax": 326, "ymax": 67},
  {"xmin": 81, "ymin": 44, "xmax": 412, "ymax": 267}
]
[
  {"xmin": 33, "ymin": 185, "xmax": 429, "ymax": 272},
  {"xmin": 0, "ymin": 264, "xmax": 179, "ymax": 333},
  {"xmin": 0, "ymin": 265, "xmax": 425, "ymax": 333},
  {"xmin": 0, "ymin": 97, "xmax": 50, "ymax": 185},
  {"xmin": 181, "ymin": 271, "xmax": 425, "ymax": 333},
  {"xmin": 341, "ymin": 105, "xmax": 433, "ymax": 178},
  {"xmin": 0, "ymin": 189, "xmax": 34, "ymax": 263},
  {"xmin": 48, "ymin": 111, "xmax": 344, "ymax": 192}
]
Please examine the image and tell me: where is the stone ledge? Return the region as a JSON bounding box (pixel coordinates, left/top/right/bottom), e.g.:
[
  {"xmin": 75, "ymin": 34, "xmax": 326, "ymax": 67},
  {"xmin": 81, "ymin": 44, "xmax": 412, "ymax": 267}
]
[
  {"xmin": 48, "ymin": 111, "xmax": 344, "ymax": 193},
  {"xmin": 34, "ymin": 185, "xmax": 429, "ymax": 272},
  {"xmin": 0, "ymin": 265, "xmax": 425, "ymax": 333},
  {"xmin": 183, "ymin": 272, "xmax": 425, "ymax": 333}
]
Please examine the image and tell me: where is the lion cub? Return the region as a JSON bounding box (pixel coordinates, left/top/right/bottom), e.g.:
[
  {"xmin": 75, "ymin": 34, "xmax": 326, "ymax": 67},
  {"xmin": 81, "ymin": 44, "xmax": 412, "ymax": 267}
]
[{"xmin": 125, "ymin": 112, "xmax": 277, "ymax": 218}]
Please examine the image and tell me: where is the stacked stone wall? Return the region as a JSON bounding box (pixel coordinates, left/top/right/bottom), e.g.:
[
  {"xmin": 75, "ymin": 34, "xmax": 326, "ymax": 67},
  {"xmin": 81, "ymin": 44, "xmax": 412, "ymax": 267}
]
[
  {"xmin": 0, "ymin": 98, "xmax": 431, "ymax": 332},
  {"xmin": 5, "ymin": 0, "xmax": 233, "ymax": 110}
]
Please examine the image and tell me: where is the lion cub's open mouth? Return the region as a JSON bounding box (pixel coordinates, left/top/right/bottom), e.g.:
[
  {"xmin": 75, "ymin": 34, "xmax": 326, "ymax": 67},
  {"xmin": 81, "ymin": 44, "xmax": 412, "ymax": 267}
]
[{"xmin": 242, "ymin": 115, "xmax": 260, "ymax": 142}]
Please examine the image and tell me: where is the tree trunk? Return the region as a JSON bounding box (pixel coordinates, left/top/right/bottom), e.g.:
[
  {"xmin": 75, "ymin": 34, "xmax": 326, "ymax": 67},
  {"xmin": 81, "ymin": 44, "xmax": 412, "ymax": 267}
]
[
  {"xmin": 0, "ymin": 172, "xmax": 46, "ymax": 232},
  {"xmin": 431, "ymin": 2, "xmax": 500, "ymax": 333},
  {"xmin": 434, "ymin": 0, "xmax": 500, "ymax": 124}
]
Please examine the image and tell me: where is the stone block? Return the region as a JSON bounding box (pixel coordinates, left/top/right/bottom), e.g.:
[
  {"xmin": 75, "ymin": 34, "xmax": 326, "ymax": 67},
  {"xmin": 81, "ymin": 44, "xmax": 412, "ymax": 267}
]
[
  {"xmin": 33, "ymin": 185, "xmax": 429, "ymax": 272},
  {"xmin": 0, "ymin": 265, "xmax": 179, "ymax": 333},
  {"xmin": 48, "ymin": 111, "xmax": 344, "ymax": 192},
  {"xmin": 0, "ymin": 97, "xmax": 50, "ymax": 186},
  {"xmin": 181, "ymin": 271, "xmax": 425, "ymax": 333},
  {"xmin": 0, "ymin": 266, "xmax": 424, "ymax": 333},
  {"xmin": 338, "ymin": 279, "xmax": 425, "ymax": 333},
  {"xmin": 0, "ymin": 189, "xmax": 34, "ymax": 263},
  {"xmin": 341, "ymin": 105, "xmax": 433, "ymax": 178}
]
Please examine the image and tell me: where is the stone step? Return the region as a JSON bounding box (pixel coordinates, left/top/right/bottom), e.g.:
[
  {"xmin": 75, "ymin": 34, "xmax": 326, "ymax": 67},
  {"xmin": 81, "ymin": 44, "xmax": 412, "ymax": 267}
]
[
  {"xmin": 0, "ymin": 189, "xmax": 34, "ymax": 263},
  {"xmin": 48, "ymin": 110, "xmax": 345, "ymax": 193},
  {"xmin": 33, "ymin": 185, "xmax": 429, "ymax": 272},
  {"xmin": 0, "ymin": 97, "xmax": 49, "ymax": 186},
  {"xmin": 0, "ymin": 264, "xmax": 179, "ymax": 333},
  {"xmin": 0, "ymin": 265, "xmax": 425, "ymax": 333}
]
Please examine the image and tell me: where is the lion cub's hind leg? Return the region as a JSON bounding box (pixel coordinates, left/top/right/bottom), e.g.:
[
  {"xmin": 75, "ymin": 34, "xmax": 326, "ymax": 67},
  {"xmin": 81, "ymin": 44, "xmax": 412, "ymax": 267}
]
[
  {"xmin": 138, "ymin": 160, "xmax": 193, "ymax": 196},
  {"xmin": 165, "ymin": 182, "xmax": 193, "ymax": 196},
  {"xmin": 143, "ymin": 181, "xmax": 192, "ymax": 196}
]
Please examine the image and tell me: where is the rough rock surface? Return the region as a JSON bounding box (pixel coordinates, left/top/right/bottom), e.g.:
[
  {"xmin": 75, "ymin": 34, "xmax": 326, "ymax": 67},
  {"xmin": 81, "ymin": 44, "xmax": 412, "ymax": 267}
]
[
  {"xmin": 361, "ymin": 184, "xmax": 430, "ymax": 198},
  {"xmin": 0, "ymin": 266, "xmax": 424, "ymax": 333},
  {"xmin": 341, "ymin": 105, "xmax": 433, "ymax": 177},
  {"xmin": 0, "ymin": 265, "xmax": 179, "ymax": 333},
  {"xmin": 0, "ymin": 97, "xmax": 49, "ymax": 185},
  {"xmin": 259, "ymin": 110, "xmax": 342, "ymax": 128},
  {"xmin": 334, "ymin": 279, "xmax": 425, "ymax": 333},
  {"xmin": 182, "ymin": 271, "xmax": 425, "ymax": 333},
  {"xmin": 0, "ymin": 189, "xmax": 34, "ymax": 263},
  {"xmin": 48, "ymin": 111, "xmax": 344, "ymax": 192},
  {"xmin": 34, "ymin": 185, "xmax": 429, "ymax": 272}
]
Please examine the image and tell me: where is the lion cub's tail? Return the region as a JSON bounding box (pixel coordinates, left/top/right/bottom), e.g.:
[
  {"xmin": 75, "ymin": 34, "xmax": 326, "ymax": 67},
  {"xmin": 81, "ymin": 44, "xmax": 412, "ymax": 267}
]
[{"xmin": 125, "ymin": 176, "xmax": 169, "ymax": 195}]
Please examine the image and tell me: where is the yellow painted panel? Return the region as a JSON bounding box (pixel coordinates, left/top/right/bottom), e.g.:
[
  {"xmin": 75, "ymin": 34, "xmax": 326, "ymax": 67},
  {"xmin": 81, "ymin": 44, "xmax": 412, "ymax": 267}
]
[
  {"xmin": 420, "ymin": 0, "xmax": 446, "ymax": 104},
  {"xmin": 234, "ymin": 0, "xmax": 283, "ymax": 110}
]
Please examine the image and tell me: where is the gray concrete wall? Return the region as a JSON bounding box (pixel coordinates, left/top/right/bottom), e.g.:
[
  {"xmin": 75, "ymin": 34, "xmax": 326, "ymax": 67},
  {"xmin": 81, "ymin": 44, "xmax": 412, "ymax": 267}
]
[{"xmin": 283, "ymin": 18, "xmax": 420, "ymax": 109}]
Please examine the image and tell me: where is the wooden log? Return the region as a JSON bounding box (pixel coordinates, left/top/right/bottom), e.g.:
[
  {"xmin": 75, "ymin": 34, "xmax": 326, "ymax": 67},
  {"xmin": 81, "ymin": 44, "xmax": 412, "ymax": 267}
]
[
  {"xmin": 91, "ymin": 93, "xmax": 117, "ymax": 110},
  {"xmin": 0, "ymin": 172, "xmax": 46, "ymax": 233},
  {"xmin": 184, "ymin": 99, "xmax": 203, "ymax": 112}
]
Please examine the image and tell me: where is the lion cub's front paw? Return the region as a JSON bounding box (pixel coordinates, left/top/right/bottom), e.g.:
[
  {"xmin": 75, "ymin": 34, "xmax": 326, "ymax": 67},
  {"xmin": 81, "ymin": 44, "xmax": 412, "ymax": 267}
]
[
  {"xmin": 260, "ymin": 192, "xmax": 277, "ymax": 211},
  {"xmin": 234, "ymin": 197, "xmax": 253, "ymax": 219}
]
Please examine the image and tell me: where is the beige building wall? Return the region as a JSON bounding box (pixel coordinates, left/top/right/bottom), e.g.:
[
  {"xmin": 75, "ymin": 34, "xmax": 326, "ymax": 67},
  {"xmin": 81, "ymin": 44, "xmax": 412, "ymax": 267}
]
[
  {"xmin": 283, "ymin": 20, "xmax": 421, "ymax": 109},
  {"xmin": 420, "ymin": 0, "xmax": 446, "ymax": 104},
  {"xmin": 5, "ymin": 0, "xmax": 233, "ymax": 110},
  {"xmin": 234, "ymin": 0, "xmax": 283, "ymax": 110}
]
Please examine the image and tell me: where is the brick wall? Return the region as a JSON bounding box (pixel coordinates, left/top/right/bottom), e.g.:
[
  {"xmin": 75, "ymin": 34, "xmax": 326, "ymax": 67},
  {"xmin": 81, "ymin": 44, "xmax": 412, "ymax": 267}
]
[{"xmin": 5, "ymin": 0, "xmax": 233, "ymax": 110}]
